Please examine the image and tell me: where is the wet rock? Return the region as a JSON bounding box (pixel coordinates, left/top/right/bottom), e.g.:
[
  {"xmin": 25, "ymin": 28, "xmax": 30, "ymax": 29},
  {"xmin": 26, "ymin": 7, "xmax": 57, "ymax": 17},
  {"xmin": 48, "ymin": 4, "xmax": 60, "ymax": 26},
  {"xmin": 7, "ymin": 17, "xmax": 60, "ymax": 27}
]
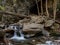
[
  {"xmin": 42, "ymin": 29, "xmax": 50, "ymax": 36},
  {"xmin": 0, "ymin": 24, "xmax": 5, "ymax": 29},
  {"xmin": 44, "ymin": 19, "xmax": 54, "ymax": 27}
]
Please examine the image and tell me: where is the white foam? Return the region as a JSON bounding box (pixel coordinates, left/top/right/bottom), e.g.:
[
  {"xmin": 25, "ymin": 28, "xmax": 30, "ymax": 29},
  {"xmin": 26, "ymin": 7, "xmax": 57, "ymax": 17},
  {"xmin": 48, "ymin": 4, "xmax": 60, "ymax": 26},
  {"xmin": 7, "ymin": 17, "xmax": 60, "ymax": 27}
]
[{"xmin": 46, "ymin": 41, "xmax": 54, "ymax": 45}]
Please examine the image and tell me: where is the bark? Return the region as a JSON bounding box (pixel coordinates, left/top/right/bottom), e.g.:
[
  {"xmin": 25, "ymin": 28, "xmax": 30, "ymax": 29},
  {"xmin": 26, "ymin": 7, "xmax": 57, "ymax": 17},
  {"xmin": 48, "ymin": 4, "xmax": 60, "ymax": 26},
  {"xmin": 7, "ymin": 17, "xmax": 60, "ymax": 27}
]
[
  {"xmin": 41, "ymin": 0, "xmax": 43, "ymax": 15},
  {"xmin": 53, "ymin": 0, "xmax": 57, "ymax": 21},
  {"xmin": 36, "ymin": 0, "xmax": 40, "ymax": 15},
  {"xmin": 46, "ymin": 0, "xmax": 49, "ymax": 18}
]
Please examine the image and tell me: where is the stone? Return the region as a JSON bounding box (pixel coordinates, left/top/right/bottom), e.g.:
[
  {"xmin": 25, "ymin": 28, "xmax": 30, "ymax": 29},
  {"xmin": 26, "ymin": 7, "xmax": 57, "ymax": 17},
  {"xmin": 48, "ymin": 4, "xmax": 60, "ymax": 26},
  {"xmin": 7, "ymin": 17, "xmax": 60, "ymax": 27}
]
[
  {"xmin": 23, "ymin": 23, "xmax": 44, "ymax": 31},
  {"xmin": 44, "ymin": 20, "xmax": 54, "ymax": 27}
]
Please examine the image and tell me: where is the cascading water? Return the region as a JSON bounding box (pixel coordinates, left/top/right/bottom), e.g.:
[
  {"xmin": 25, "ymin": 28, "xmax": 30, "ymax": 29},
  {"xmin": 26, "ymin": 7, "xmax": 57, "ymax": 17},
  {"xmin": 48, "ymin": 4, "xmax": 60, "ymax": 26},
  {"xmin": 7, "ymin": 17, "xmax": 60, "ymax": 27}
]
[
  {"xmin": 46, "ymin": 41, "xmax": 54, "ymax": 45},
  {"xmin": 18, "ymin": 29, "xmax": 26, "ymax": 40},
  {"xmin": 10, "ymin": 26, "xmax": 19, "ymax": 41},
  {"xmin": 10, "ymin": 25, "xmax": 26, "ymax": 41}
]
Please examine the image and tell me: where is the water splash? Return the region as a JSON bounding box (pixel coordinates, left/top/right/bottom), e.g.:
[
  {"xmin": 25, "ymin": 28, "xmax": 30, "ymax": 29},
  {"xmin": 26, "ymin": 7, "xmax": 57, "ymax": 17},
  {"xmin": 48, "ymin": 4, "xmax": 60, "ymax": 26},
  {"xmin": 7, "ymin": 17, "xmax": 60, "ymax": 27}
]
[
  {"xmin": 10, "ymin": 25, "xmax": 26, "ymax": 41},
  {"xmin": 10, "ymin": 30, "xmax": 19, "ymax": 40},
  {"xmin": 46, "ymin": 41, "xmax": 54, "ymax": 45}
]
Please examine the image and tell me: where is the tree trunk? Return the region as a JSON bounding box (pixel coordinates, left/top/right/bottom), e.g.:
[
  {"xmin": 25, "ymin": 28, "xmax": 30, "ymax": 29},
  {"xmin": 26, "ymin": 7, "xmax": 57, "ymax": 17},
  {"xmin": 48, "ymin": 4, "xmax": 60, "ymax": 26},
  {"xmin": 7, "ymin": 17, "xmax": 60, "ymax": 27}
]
[
  {"xmin": 36, "ymin": 0, "xmax": 40, "ymax": 15},
  {"xmin": 41, "ymin": 0, "xmax": 43, "ymax": 15},
  {"xmin": 46, "ymin": 0, "xmax": 49, "ymax": 18},
  {"xmin": 53, "ymin": 0, "xmax": 57, "ymax": 21}
]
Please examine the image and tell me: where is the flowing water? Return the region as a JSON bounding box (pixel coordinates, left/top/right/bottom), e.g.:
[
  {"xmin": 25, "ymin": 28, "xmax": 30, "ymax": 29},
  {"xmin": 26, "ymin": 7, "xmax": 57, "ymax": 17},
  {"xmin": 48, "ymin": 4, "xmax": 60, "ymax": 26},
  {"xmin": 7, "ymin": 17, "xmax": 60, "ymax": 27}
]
[
  {"xmin": 45, "ymin": 41, "xmax": 55, "ymax": 45},
  {"xmin": 10, "ymin": 25, "xmax": 26, "ymax": 42}
]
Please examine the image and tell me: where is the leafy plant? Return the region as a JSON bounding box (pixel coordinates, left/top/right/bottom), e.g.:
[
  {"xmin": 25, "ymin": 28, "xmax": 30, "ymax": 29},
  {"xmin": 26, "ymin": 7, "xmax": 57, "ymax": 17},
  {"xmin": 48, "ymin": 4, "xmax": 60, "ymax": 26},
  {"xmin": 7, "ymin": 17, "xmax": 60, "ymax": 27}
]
[{"xmin": 0, "ymin": 5, "xmax": 5, "ymax": 10}]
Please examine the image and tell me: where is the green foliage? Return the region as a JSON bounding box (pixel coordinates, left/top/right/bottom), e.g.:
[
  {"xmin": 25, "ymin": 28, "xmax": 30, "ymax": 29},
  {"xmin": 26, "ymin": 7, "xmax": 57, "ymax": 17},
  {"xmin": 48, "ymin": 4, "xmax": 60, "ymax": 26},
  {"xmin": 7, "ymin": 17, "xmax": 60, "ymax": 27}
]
[
  {"xmin": 0, "ymin": 0, "xmax": 2, "ymax": 3},
  {"xmin": 0, "ymin": 5, "xmax": 5, "ymax": 10}
]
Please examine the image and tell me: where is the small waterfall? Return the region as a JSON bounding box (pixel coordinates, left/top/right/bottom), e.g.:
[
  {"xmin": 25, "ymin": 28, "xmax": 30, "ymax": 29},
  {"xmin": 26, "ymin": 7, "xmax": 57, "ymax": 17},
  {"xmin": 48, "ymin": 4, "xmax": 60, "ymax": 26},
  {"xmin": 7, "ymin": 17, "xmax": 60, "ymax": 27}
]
[
  {"xmin": 18, "ymin": 30, "xmax": 26, "ymax": 40},
  {"xmin": 10, "ymin": 25, "xmax": 26, "ymax": 41},
  {"xmin": 10, "ymin": 26, "xmax": 19, "ymax": 41}
]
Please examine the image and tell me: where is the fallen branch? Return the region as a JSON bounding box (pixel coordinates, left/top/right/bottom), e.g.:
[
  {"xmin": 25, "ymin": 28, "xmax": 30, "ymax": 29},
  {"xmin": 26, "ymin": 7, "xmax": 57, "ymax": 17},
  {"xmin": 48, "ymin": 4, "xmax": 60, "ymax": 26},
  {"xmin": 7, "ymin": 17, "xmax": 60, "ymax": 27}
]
[{"xmin": 0, "ymin": 10, "xmax": 30, "ymax": 18}]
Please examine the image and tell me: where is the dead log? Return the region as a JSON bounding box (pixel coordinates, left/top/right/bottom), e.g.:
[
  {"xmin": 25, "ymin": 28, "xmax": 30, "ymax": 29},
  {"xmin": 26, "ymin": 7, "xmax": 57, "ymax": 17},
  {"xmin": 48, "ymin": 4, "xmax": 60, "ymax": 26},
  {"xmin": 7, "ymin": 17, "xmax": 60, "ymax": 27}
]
[{"xmin": 0, "ymin": 10, "xmax": 30, "ymax": 18}]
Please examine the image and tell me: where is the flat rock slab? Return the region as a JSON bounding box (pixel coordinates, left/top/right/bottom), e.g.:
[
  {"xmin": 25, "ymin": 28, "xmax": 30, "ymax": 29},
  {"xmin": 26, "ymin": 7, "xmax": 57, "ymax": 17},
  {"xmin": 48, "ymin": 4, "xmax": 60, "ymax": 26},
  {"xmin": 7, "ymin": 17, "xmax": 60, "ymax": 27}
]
[
  {"xmin": 23, "ymin": 23, "xmax": 44, "ymax": 32},
  {"xmin": 23, "ymin": 23, "xmax": 44, "ymax": 29}
]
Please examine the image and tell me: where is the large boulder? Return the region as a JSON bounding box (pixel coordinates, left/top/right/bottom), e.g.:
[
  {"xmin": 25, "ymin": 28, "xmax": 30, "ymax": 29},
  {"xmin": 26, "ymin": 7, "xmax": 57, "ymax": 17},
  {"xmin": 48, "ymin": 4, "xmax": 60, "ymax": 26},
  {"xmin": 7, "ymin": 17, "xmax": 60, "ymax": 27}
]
[{"xmin": 23, "ymin": 23, "xmax": 44, "ymax": 32}]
